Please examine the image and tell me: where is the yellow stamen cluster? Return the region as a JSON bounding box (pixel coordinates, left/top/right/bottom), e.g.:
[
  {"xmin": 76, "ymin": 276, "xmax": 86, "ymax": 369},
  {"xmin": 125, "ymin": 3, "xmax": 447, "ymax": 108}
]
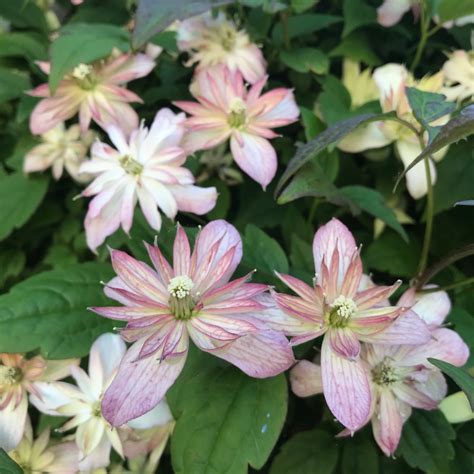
[
  {"xmin": 120, "ymin": 155, "xmax": 143, "ymax": 175},
  {"xmin": 168, "ymin": 276, "xmax": 195, "ymax": 320},
  {"xmin": 372, "ymin": 359, "xmax": 399, "ymax": 387},
  {"xmin": 328, "ymin": 295, "xmax": 357, "ymax": 328},
  {"xmin": 227, "ymin": 97, "xmax": 248, "ymax": 129}
]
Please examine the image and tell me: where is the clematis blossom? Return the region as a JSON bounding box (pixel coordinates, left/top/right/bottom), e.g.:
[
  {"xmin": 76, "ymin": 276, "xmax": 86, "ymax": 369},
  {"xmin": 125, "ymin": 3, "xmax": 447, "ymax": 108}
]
[
  {"xmin": 90, "ymin": 220, "xmax": 295, "ymax": 427},
  {"xmin": 175, "ymin": 65, "xmax": 299, "ymax": 189},
  {"xmin": 30, "ymin": 333, "xmax": 173, "ymax": 471},
  {"xmin": 24, "ymin": 122, "xmax": 95, "ymax": 183},
  {"xmin": 339, "ymin": 63, "xmax": 448, "ymax": 199},
  {"xmin": 177, "ymin": 11, "xmax": 266, "ymax": 84},
  {"xmin": 441, "ymin": 50, "xmax": 474, "ymax": 102},
  {"xmin": 29, "ymin": 51, "xmax": 155, "ymax": 135},
  {"xmin": 79, "ymin": 108, "xmax": 217, "ymax": 252},
  {"xmin": 8, "ymin": 418, "xmax": 79, "ymax": 473},
  {"xmin": 271, "ymin": 218, "xmax": 430, "ymax": 431},
  {"xmin": 0, "ymin": 353, "xmax": 78, "ymax": 451}
]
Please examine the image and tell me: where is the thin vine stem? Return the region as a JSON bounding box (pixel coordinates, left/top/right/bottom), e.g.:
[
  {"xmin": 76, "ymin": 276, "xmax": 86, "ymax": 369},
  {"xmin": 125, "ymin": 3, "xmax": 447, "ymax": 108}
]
[
  {"xmin": 410, "ymin": 1, "xmax": 431, "ymax": 72},
  {"xmin": 417, "ymin": 277, "xmax": 474, "ymax": 294}
]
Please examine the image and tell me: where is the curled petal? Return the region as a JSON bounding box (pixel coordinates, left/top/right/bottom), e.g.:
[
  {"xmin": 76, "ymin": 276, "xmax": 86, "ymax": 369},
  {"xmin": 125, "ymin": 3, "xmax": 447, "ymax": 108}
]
[
  {"xmin": 328, "ymin": 328, "xmax": 361, "ymax": 360},
  {"xmin": 290, "ymin": 360, "xmax": 323, "ymax": 397}
]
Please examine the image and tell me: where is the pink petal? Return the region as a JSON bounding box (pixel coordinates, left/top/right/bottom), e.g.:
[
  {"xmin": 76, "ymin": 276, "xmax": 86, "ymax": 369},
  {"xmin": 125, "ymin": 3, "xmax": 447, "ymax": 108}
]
[
  {"xmin": 102, "ymin": 336, "xmax": 188, "ymax": 426},
  {"xmin": 328, "ymin": 328, "xmax": 361, "ymax": 360},
  {"xmin": 173, "ymin": 224, "xmax": 191, "ymax": 276},
  {"xmin": 372, "ymin": 390, "xmax": 403, "ymax": 457},
  {"xmin": 392, "ymin": 383, "xmax": 439, "ymax": 410},
  {"xmin": 275, "ymin": 272, "xmax": 318, "ymax": 302},
  {"xmin": 377, "ymin": 0, "xmax": 412, "ymax": 27},
  {"xmin": 191, "ymin": 220, "xmax": 242, "ymax": 290},
  {"xmin": 230, "ymin": 132, "xmax": 277, "ymax": 190},
  {"xmin": 321, "ymin": 335, "xmax": 372, "ymax": 431},
  {"xmin": 168, "ymin": 184, "xmax": 217, "ymax": 215},
  {"xmin": 252, "ymin": 88, "xmax": 299, "ymax": 129},
  {"xmin": 290, "ymin": 360, "xmax": 323, "ymax": 397},
  {"xmin": 402, "ymin": 328, "xmax": 469, "ymax": 367},
  {"xmin": 355, "ymin": 282, "xmax": 401, "ymax": 310},
  {"xmin": 30, "ymin": 96, "xmax": 79, "ymax": 135},
  {"xmin": 397, "ymin": 287, "xmax": 451, "ymax": 326},
  {"xmin": 144, "ymin": 242, "xmax": 173, "ymax": 284},
  {"xmin": 312, "ymin": 218, "xmax": 357, "ymax": 286},
  {"xmin": 102, "ymin": 53, "xmax": 155, "ymax": 84},
  {"xmin": 361, "ymin": 310, "xmax": 431, "ymax": 345},
  {"xmin": 206, "ymin": 329, "xmax": 295, "ymax": 378},
  {"xmin": 272, "ymin": 292, "xmax": 323, "ymax": 322}
]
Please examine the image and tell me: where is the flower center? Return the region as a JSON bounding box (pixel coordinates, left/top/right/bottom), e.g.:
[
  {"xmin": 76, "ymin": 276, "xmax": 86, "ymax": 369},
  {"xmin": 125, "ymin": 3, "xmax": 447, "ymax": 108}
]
[
  {"xmin": 92, "ymin": 400, "xmax": 102, "ymax": 418},
  {"xmin": 219, "ymin": 24, "xmax": 237, "ymax": 51},
  {"xmin": 120, "ymin": 155, "xmax": 143, "ymax": 175},
  {"xmin": 372, "ymin": 359, "xmax": 399, "ymax": 387},
  {"xmin": 168, "ymin": 276, "xmax": 195, "ymax": 320},
  {"xmin": 227, "ymin": 98, "xmax": 248, "ymax": 129},
  {"xmin": 71, "ymin": 63, "xmax": 96, "ymax": 90},
  {"xmin": 327, "ymin": 295, "xmax": 357, "ymax": 328},
  {"xmin": 0, "ymin": 365, "xmax": 22, "ymax": 388}
]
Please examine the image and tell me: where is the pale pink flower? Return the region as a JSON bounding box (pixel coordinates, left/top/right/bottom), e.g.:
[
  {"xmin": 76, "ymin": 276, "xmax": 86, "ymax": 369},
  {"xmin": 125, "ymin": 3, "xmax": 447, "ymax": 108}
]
[
  {"xmin": 174, "ymin": 65, "xmax": 299, "ymax": 189},
  {"xmin": 0, "ymin": 354, "xmax": 78, "ymax": 451},
  {"xmin": 288, "ymin": 287, "xmax": 469, "ymax": 456},
  {"xmin": 28, "ymin": 52, "xmax": 155, "ymax": 135},
  {"xmin": 90, "ymin": 220, "xmax": 295, "ymax": 426},
  {"xmin": 79, "ymin": 108, "xmax": 217, "ymax": 252},
  {"xmin": 8, "ymin": 418, "xmax": 79, "ymax": 473},
  {"xmin": 30, "ymin": 333, "xmax": 172, "ymax": 471},
  {"xmin": 24, "ymin": 123, "xmax": 95, "ymax": 183},
  {"xmin": 177, "ymin": 11, "xmax": 266, "ymax": 84},
  {"xmin": 271, "ymin": 218, "xmax": 431, "ymax": 431}
]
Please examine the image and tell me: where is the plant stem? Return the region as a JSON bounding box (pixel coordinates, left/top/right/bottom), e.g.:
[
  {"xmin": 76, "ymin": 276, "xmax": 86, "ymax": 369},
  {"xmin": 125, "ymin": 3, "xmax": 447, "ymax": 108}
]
[
  {"xmin": 307, "ymin": 198, "xmax": 321, "ymax": 225},
  {"xmin": 280, "ymin": 11, "xmax": 290, "ymax": 50},
  {"xmin": 417, "ymin": 277, "xmax": 474, "ymax": 294},
  {"xmin": 416, "ymin": 131, "xmax": 434, "ymax": 277},
  {"xmin": 410, "ymin": 2, "xmax": 430, "ymax": 73}
]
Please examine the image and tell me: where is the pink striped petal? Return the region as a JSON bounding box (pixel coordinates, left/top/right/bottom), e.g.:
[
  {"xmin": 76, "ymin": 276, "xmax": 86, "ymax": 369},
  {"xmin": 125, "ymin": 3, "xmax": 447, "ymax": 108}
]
[
  {"xmin": 372, "ymin": 390, "xmax": 403, "ymax": 457},
  {"xmin": 339, "ymin": 253, "xmax": 363, "ymax": 298},
  {"xmin": 312, "ymin": 219, "xmax": 357, "ymax": 286},
  {"xmin": 361, "ymin": 310, "xmax": 431, "ymax": 345},
  {"xmin": 89, "ymin": 306, "xmax": 168, "ymax": 321},
  {"xmin": 144, "ymin": 242, "xmax": 173, "ymax": 284},
  {"xmin": 290, "ymin": 360, "xmax": 323, "ymax": 397},
  {"xmin": 173, "ymin": 224, "xmax": 191, "ymax": 276},
  {"xmin": 328, "ymin": 328, "xmax": 361, "ymax": 360},
  {"xmin": 273, "ymin": 292, "xmax": 323, "ymax": 322},
  {"xmin": 275, "ymin": 272, "xmax": 318, "ymax": 302},
  {"xmin": 321, "ymin": 335, "xmax": 372, "ymax": 432},
  {"xmin": 206, "ymin": 329, "xmax": 295, "ymax": 377},
  {"xmin": 354, "ymin": 281, "xmax": 401, "ymax": 310},
  {"xmin": 230, "ymin": 132, "xmax": 277, "ymax": 190},
  {"xmin": 110, "ymin": 250, "xmax": 168, "ymax": 303},
  {"xmin": 200, "ymin": 274, "xmax": 266, "ymax": 304},
  {"xmin": 102, "ymin": 335, "xmax": 188, "ymax": 426},
  {"xmin": 392, "ymin": 383, "xmax": 439, "ymax": 410}
]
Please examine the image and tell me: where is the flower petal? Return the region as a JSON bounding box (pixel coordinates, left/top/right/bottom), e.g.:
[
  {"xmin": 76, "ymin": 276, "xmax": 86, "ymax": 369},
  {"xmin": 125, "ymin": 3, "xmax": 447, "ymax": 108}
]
[
  {"xmin": 321, "ymin": 335, "xmax": 371, "ymax": 431},
  {"xmin": 102, "ymin": 336, "xmax": 188, "ymax": 426},
  {"xmin": 0, "ymin": 394, "xmax": 27, "ymax": 451},
  {"xmin": 290, "ymin": 360, "xmax": 323, "ymax": 397},
  {"xmin": 328, "ymin": 328, "xmax": 361, "ymax": 360},
  {"xmin": 167, "ymin": 184, "xmax": 217, "ymax": 215}
]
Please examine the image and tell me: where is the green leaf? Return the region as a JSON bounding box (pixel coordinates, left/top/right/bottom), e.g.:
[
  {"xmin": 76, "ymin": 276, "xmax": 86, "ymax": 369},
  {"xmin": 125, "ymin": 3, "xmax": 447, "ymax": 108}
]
[
  {"xmin": 364, "ymin": 231, "xmax": 421, "ymax": 278},
  {"xmin": 330, "ymin": 30, "xmax": 381, "ymax": 66},
  {"xmin": 280, "ymin": 48, "xmax": 329, "ymax": 74},
  {"xmin": 300, "ymin": 106, "xmax": 325, "ymax": 141},
  {"xmin": 338, "ymin": 186, "xmax": 408, "ymax": 241},
  {"xmin": 275, "ymin": 112, "xmax": 396, "ymax": 197},
  {"xmin": 0, "ymin": 32, "xmax": 48, "ymax": 61},
  {"xmin": 291, "ymin": 0, "xmax": 320, "ymax": 13},
  {"xmin": 433, "ymin": 141, "xmax": 474, "ymax": 214},
  {"xmin": 396, "ymin": 105, "xmax": 474, "ymax": 187},
  {"xmin": 241, "ymin": 224, "xmax": 289, "ymax": 281},
  {"xmin": 270, "ymin": 429, "xmax": 339, "ymax": 474},
  {"xmin": 0, "ymin": 1, "xmax": 48, "ymax": 34},
  {"xmin": 272, "ymin": 14, "xmax": 342, "ymax": 44},
  {"xmin": 49, "ymin": 23, "xmax": 130, "ymax": 93},
  {"xmin": 168, "ymin": 348, "xmax": 288, "ymax": 474},
  {"xmin": 342, "ymin": 0, "xmax": 376, "ymax": 37},
  {"xmin": 0, "ymin": 449, "xmax": 22, "ymax": 474},
  {"xmin": 428, "ymin": 359, "xmax": 474, "ymax": 409},
  {"xmin": 0, "ymin": 67, "xmax": 31, "ymax": 104},
  {"xmin": 397, "ymin": 410, "xmax": 456, "ymax": 474},
  {"xmin": 0, "ymin": 263, "xmax": 116, "ymax": 359},
  {"xmin": 437, "ymin": 0, "xmax": 474, "ymax": 23},
  {"xmin": 341, "ymin": 435, "xmax": 379, "ymax": 474},
  {"xmin": 405, "ymin": 87, "xmax": 456, "ymax": 142},
  {"xmin": 0, "ymin": 249, "xmax": 25, "ymax": 288},
  {"xmin": 0, "ymin": 173, "xmax": 48, "ymax": 241},
  {"xmin": 132, "ymin": 0, "xmax": 233, "ymax": 48}
]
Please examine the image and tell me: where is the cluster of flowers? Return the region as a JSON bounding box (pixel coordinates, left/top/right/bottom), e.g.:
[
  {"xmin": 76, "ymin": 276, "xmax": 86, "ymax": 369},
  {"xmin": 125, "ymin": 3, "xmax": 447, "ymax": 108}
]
[
  {"xmin": 1, "ymin": 219, "xmax": 468, "ymax": 469},
  {"xmin": 8, "ymin": 8, "xmax": 470, "ymax": 470},
  {"xmin": 25, "ymin": 11, "xmax": 299, "ymax": 252}
]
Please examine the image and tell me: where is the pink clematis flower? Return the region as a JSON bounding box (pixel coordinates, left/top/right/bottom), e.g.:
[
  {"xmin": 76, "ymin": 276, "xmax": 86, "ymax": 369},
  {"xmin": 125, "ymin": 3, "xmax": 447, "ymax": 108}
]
[
  {"xmin": 271, "ymin": 218, "xmax": 431, "ymax": 431},
  {"xmin": 30, "ymin": 333, "xmax": 172, "ymax": 471},
  {"xmin": 90, "ymin": 220, "xmax": 295, "ymax": 427},
  {"xmin": 174, "ymin": 65, "xmax": 299, "ymax": 189},
  {"xmin": 176, "ymin": 11, "xmax": 266, "ymax": 84},
  {"xmin": 29, "ymin": 51, "xmax": 155, "ymax": 135},
  {"xmin": 0, "ymin": 354, "xmax": 78, "ymax": 451},
  {"xmin": 79, "ymin": 108, "xmax": 217, "ymax": 252}
]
